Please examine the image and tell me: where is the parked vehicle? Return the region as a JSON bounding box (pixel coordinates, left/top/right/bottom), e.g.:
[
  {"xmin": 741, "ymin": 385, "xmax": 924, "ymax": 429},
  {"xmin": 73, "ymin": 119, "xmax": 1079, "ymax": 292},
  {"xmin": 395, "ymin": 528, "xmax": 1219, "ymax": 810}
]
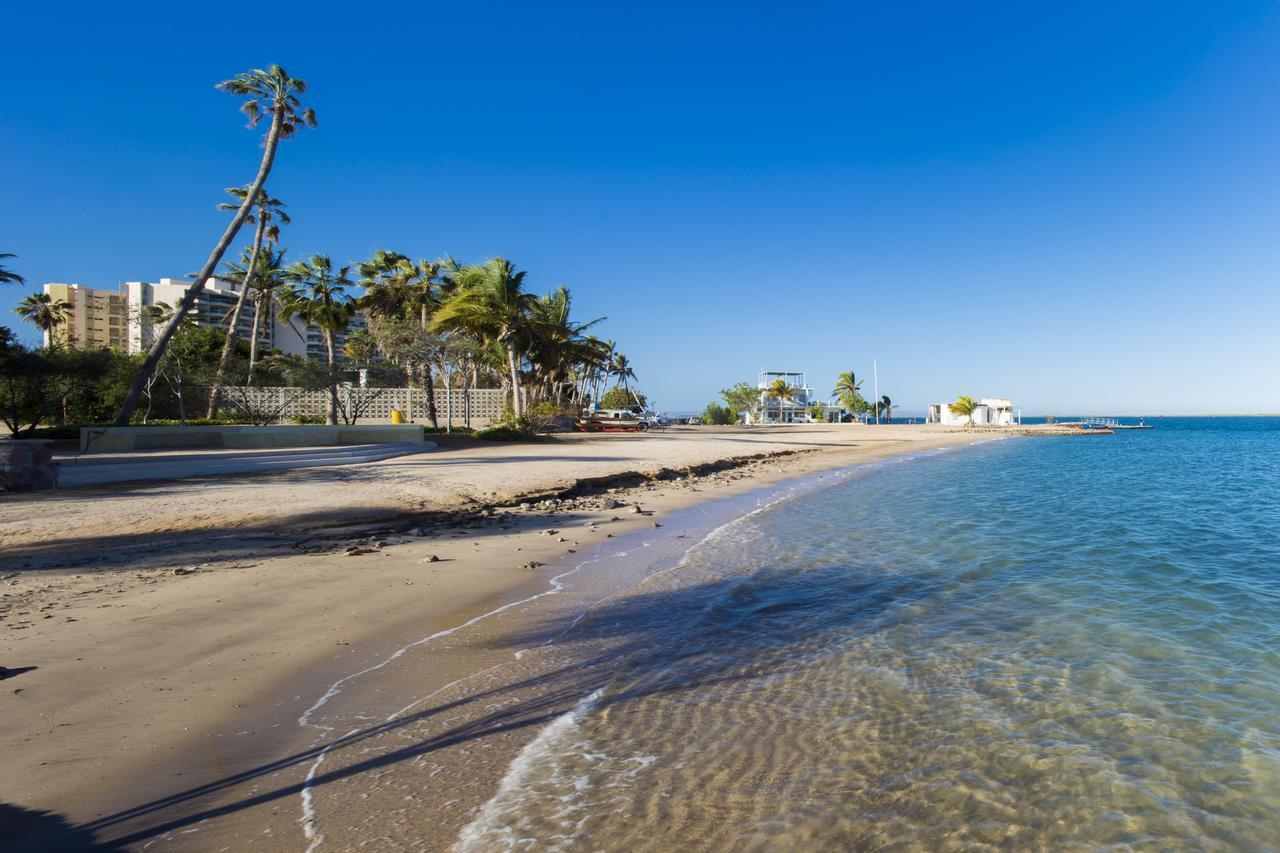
[{"xmin": 575, "ymin": 407, "xmax": 663, "ymax": 432}]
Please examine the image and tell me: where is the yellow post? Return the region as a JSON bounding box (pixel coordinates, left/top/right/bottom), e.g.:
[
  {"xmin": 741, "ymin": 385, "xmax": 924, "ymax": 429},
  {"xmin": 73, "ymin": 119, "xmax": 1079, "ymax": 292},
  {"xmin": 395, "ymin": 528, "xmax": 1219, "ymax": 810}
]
[{"xmin": 390, "ymin": 409, "xmax": 406, "ymax": 424}]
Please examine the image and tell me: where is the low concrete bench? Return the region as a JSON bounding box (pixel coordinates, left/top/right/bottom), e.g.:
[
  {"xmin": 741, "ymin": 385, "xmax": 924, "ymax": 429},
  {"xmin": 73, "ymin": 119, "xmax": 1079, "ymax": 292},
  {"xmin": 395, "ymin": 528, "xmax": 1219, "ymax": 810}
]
[
  {"xmin": 80, "ymin": 424, "xmax": 428, "ymax": 453},
  {"xmin": 0, "ymin": 440, "xmax": 58, "ymax": 491}
]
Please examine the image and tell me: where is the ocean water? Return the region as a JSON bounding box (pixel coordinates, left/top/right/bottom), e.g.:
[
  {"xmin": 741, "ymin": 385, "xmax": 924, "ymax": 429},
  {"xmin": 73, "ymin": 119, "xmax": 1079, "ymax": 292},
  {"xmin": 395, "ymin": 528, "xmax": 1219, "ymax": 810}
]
[{"xmin": 458, "ymin": 418, "xmax": 1280, "ymax": 850}]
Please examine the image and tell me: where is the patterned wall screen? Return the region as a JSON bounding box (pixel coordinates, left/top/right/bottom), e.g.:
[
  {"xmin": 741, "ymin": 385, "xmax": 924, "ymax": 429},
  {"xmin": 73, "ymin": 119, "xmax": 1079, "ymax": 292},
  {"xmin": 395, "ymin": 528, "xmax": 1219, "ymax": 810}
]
[{"xmin": 211, "ymin": 387, "xmax": 507, "ymax": 425}]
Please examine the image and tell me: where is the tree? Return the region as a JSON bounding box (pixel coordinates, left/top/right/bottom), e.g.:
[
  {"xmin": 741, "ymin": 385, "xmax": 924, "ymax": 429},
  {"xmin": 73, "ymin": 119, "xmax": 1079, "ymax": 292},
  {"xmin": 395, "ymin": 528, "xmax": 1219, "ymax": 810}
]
[
  {"xmin": 609, "ymin": 352, "xmax": 641, "ymax": 405},
  {"xmin": 358, "ymin": 250, "xmax": 443, "ymax": 427},
  {"xmin": 599, "ymin": 386, "xmax": 646, "ymax": 409},
  {"xmin": 0, "ymin": 253, "xmax": 24, "ymax": 286},
  {"xmin": 948, "ymin": 394, "xmax": 979, "ymax": 426},
  {"xmin": 524, "ymin": 287, "xmax": 606, "ymax": 408},
  {"xmin": 701, "ymin": 401, "xmax": 736, "ymax": 425},
  {"xmin": 763, "ymin": 378, "xmax": 795, "ymax": 422},
  {"xmin": 875, "ymin": 395, "xmax": 894, "ymax": 423},
  {"xmin": 720, "ymin": 382, "xmax": 762, "ymax": 421},
  {"xmin": 343, "ymin": 328, "xmax": 377, "ymax": 366},
  {"xmin": 115, "ymin": 65, "xmax": 316, "ymax": 425},
  {"xmin": 280, "ymin": 255, "xmax": 355, "ymax": 425},
  {"xmin": 0, "ymin": 336, "xmax": 115, "ymax": 436},
  {"xmin": 206, "ymin": 186, "xmax": 289, "ymax": 416},
  {"xmin": 222, "ymin": 242, "xmax": 287, "ymax": 376},
  {"xmin": 13, "ymin": 293, "xmax": 70, "ymax": 342},
  {"xmin": 832, "ymin": 370, "xmax": 868, "ymax": 417},
  {"xmin": 431, "ymin": 258, "xmax": 537, "ymax": 418}
]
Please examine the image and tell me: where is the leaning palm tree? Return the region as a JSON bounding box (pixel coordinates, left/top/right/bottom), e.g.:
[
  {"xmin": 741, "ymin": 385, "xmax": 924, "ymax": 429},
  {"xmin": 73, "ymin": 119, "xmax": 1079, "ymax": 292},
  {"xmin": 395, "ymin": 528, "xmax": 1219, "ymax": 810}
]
[
  {"xmin": 115, "ymin": 65, "xmax": 316, "ymax": 425},
  {"xmin": 280, "ymin": 255, "xmax": 355, "ymax": 425},
  {"xmin": 13, "ymin": 293, "xmax": 70, "ymax": 344},
  {"xmin": 206, "ymin": 187, "xmax": 289, "ymax": 416},
  {"xmin": 877, "ymin": 395, "xmax": 893, "ymax": 423},
  {"xmin": 763, "ymin": 378, "xmax": 795, "ymax": 423},
  {"xmin": 0, "ymin": 253, "xmax": 25, "ymax": 286},
  {"xmin": 431, "ymin": 258, "xmax": 537, "ymax": 418},
  {"xmin": 948, "ymin": 394, "xmax": 979, "ymax": 427}
]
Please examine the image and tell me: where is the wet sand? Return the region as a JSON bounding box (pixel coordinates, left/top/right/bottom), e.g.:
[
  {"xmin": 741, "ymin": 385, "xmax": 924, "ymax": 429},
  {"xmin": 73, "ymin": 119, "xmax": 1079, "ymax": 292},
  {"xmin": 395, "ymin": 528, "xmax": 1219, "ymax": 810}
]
[{"xmin": 0, "ymin": 424, "xmax": 986, "ymax": 850}]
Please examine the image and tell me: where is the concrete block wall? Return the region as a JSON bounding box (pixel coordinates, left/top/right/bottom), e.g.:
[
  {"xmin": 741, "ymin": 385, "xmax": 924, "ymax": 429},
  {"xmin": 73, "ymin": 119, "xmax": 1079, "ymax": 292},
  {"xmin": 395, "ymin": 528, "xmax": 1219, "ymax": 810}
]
[{"xmin": 0, "ymin": 441, "xmax": 58, "ymax": 491}]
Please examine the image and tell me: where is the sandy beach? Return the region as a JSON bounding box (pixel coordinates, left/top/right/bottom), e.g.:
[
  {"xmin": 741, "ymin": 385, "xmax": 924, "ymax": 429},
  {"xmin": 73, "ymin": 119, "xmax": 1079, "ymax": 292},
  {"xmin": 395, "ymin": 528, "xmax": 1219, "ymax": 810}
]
[{"xmin": 2, "ymin": 423, "xmax": 988, "ymax": 849}]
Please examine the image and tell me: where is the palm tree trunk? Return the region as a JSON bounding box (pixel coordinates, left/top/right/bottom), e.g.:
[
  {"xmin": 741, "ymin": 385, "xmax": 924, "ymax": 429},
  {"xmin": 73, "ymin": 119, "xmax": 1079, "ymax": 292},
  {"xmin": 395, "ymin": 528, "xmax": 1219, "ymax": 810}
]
[
  {"xmin": 422, "ymin": 360, "xmax": 439, "ymax": 428},
  {"xmin": 325, "ymin": 330, "xmax": 338, "ymax": 425},
  {"xmin": 247, "ymin": 290, "xmax": 265, "ymax": 382},
  {"xmin": 418, "ymin": 305, "xmax": 439, "ymax": 428},
  {"xmin": 206, "ymin": 212, "xmax": 267, "ymax": 417},
  {"xmin": 443, "ymin": 361, "xmax": 453, "ymax": 434},
  {"xmin": 506, "ymin": 340, "xmax": 523, "ymax": 419},
  {"xmin": 115, "ymin": 107, "xmax": 284, "ymax": 426}
]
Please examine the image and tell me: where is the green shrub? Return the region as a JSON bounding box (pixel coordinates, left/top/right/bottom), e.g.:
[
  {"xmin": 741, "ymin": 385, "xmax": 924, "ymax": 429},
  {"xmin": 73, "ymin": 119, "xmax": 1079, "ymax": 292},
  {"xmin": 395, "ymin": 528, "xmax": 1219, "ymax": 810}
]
[
  {"xmin": 291, "ymin": 414, "xmax": 326, "ymax": 425},
  {"xmin": 598, "ymin": 386, "xmax": 646, "ymax": 409},
  {"xmin": 701, "ymin": 402, "xmax": 736, "ymax": 425},
  {"xmin": 474, "ymin": 424, "xmax": 526, "ymax": 441}
]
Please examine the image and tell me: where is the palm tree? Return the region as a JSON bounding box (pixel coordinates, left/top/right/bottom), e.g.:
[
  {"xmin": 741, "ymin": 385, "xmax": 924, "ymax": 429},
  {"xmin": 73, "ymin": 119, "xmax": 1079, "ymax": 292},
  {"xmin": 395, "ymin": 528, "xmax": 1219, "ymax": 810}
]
[
  {"xmin": 0, "ymin": 253, "xmax": 25, "ymax": 286},
  {"xmin": 13, "ymin": 293, "xmax": 70, "ymax": 343},
  {"xmin": 222, "ymin": 242, "xmax": 289, "ymax": 377},
  {"xmin": 358, "ymin": 250, "xmax": 443, "ymax": 427},
  {"xmin": 206, "ymin": 187, "xmax": 290, "ymax": 416},
  {"xmin": 764, "ymin": 378, "xmax": 795, "ymax": 423},
  {"xmin": 832, "ymin": 370, "xmax": 865, "ymax": 416},
  {"xmin": 877, "ymin": 395, "xmax": 893, "ymax": 423},
  {"xmin": 431, "ymin": 258, "xmax": 537, "ymax": 418},
  {"xmin": 116, "ymin": 65, "xmax": 316, "ymax": 425},
  {"xmin": 343, "ymin": 328, "xmax": 377, "ymax": 366},
  {"xmin": 948, "ymin": 394, "xmax": 979, "ymax": 427},
  {"xmin": 524, "ymin": 287, "xmax": 605, "ymax": 406},
  {"xmin": 280, "ymin": 255, "xmax": 355, "ymax": 425},
  {"xmin": 608, "ymin": 351, "xmax": 640, "ymax": 405}
]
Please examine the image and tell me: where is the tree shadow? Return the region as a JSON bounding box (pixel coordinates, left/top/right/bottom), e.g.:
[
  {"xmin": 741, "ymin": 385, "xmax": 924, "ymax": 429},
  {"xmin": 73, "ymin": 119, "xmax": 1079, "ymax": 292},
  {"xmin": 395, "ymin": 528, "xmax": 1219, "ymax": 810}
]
[
  {"xmin": 0, "ymin": 803, "xmax": 127, "ymax": 852},
  {"xmin": 72, "ymin": 559, "xmax": 939, "ymax": 847}
]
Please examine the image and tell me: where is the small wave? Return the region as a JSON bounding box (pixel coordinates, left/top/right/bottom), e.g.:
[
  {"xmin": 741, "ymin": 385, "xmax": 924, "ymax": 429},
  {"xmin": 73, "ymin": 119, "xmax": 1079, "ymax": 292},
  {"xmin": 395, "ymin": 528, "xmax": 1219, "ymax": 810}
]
[{"xmin": 453, "ymin": 689, "xmax": 605, "ymax": 852}]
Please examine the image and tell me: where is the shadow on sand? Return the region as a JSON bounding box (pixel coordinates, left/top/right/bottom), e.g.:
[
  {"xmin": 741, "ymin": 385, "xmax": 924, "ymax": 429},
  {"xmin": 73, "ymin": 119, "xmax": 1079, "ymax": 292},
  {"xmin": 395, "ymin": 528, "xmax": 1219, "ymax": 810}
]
[
  {"xmin": 69, "ymin": 556, "xmax": 938, "ymax": 847},
  {"xmin": 1, "ymin": 803, "xmax": 127, "ymax": 852}
]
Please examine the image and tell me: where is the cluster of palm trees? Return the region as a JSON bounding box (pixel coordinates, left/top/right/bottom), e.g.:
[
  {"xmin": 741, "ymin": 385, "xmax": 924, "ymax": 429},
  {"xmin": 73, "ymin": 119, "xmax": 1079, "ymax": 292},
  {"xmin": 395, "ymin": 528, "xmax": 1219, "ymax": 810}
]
[
  {"xmin": 214, "ymin": 250, "xmax": 637, "ymax": 427},
  {"xmin": 108, "ymin": 63, "xmax": 643, "ymax": 429},
  {"xmin": 9, "ymin": 66, "xmax": 640, "ymax": 429},
  {"xmin": 358, "ymin": 254, "xmax": 633, "ymax": 426}
]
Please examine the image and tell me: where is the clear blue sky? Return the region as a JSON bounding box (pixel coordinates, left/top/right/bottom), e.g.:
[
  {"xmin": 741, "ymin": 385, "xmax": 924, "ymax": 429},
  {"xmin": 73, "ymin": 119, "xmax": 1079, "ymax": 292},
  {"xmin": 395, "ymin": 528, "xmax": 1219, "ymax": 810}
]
[{"xmin": 4, "ymin": 2, "xmax": 1279, "ymax": 414}]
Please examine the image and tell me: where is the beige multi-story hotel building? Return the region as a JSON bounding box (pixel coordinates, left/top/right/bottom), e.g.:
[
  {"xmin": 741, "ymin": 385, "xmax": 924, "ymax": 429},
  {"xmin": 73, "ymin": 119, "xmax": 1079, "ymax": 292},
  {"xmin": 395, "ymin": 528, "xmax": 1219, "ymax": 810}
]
[
  {"xmin": 42, "ymin": 277, "xmax": 368, "ymax": 361},
  {"xmin": 42, "ymin": 283, "xmax": 128, "ymax": 350}
]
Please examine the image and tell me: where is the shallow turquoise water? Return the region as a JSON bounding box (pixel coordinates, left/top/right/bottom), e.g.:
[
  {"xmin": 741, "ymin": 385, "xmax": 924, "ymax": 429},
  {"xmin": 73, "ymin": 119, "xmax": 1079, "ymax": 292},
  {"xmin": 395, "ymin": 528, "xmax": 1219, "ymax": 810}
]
[{"xmin": 460, "ymin": 419, "xmax": 1280, "ymax": 850}]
